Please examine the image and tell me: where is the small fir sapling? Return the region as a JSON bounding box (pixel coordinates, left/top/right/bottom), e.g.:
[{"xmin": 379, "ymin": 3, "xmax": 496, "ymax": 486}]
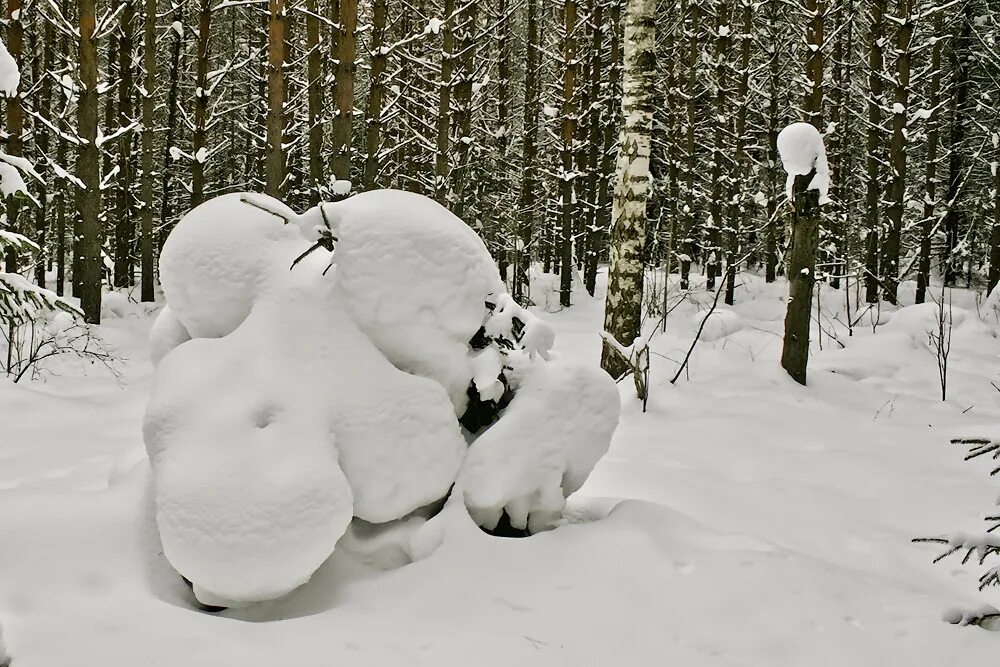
[
  {"xmin": 915, "ymin": 437, "xmax": 1000, "ymax": 629},
  {"xmin": 927, "ymin": 285, "xmax": 953, "ymax": 401}
]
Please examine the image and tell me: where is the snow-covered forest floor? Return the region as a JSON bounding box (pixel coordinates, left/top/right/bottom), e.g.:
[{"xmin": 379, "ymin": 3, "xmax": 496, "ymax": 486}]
[{"xmin": 2, "ymin": 271, "xmax": 999, "ymax": 666}]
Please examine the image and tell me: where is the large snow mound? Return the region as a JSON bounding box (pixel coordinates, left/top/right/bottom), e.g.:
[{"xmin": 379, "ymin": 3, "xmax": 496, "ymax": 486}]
[
  {"xmin": 146, "ymin": 189, "xmax": 618, "ymax": 604},
  {"xmin": 144, "ymin": 277, "xmax": 468, "ymax": 601}
]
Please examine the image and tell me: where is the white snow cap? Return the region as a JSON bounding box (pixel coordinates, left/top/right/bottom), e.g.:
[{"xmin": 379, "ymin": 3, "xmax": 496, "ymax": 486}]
[{"xmin": 776, "ymin": 122, "xmax": 831, "ymax": 205}]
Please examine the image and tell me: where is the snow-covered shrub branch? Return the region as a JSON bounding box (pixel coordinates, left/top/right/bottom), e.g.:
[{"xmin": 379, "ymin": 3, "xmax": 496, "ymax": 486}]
[{"xmin": 0, "ymin": 231, "xmax": 81, "ymax": 325}]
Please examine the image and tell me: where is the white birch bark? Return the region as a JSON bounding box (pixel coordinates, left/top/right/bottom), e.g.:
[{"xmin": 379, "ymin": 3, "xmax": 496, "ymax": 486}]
[{"xmin": 601, "ymin": 0, "xmax": 656, "ymax": 379}]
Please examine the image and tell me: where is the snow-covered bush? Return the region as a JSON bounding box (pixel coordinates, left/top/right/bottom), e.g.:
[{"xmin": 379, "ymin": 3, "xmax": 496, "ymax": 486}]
[
  {"xmin": 145, "ymin": 189, "xmax": 620, "ymax": 607},
  {"xmin": 0, "ymin": 232, "xmax": 112, "ymax": 383},
  {"xmin": 0, "ymin": 232, "xmax": 77, "ymax": 324}
]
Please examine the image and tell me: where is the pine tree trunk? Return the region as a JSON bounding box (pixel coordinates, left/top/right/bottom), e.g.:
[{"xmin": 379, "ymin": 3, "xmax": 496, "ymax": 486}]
[
  {"xmin": 434, "ymin": 0, "xmax": 456, "ymax": 205},
  {"xmin": 781, "ymin": 171, "xmax": 821, "ymax": 385},
  {"xmin": 191, "ymin": 0, "xmax": 211, "ymax": 207},
  {"xmin": 914, "ymin": 11, "xmax": 942, "ymax": 304},
  {"xmin": 726, "ymin": 0, "xmax": 751, "ymax": 303},
  {"xmin": 139, "ymin": 0, "xmax": 156, "ymax": 301},
  {"xmin": 77, "ymin": 0, "xmax": 102, "ymax": 323},
  {"xmin": 265, "ymin": 0, "xmax": 286, "ymax": 197},
  {"xmin": 942, "ymin": 9, "xmax": 970, "ymax": 287},
  {"xmin": 330, "ymin": 0, "xmax": 356, "ymax": 185},
  {"xmin": 708, "ymin": 0, "xmax": 728, "ymax": 295},
  {"xmin": 559, "ymin": 0, "xmax": 577, "ymax": 308},
  {"xmin": 159, "ymin": 4, "xmax": 183, "ymax": 246},
  {"xmin": 583, "ymin": 0, "xmax": 605, "ymax": 297},
  {"xmin": 4, "ymin": 0, "xmax": 23, "ymax": 273},
  {"xmin": 803, "ymin": 0, "xmax": 825, "ymax": 128},
  {"xmin": 600, "ymin": 0, "xmax": 654, "ymax": 380},
  {"xmin": 452, "ymin": 2, "xmax": 480, "ymax": 221},
  {"xmin": 115, "ymin": 0, "xmax": 135, "ymax": 287},
  {"xmin": 681, "ymin": 0, "xmax": 698, "ymax": 288},
  {"xmin": 882, "ymin": 0, "xmax": 913, "ymax": 305},
  {"xmin": 305, "ymin": 0, "xmax": 324, "ymax": 203},
  {"xmin": 596, "ymin": 0, "xmax": 622, "ymax": 282},
  {"xmin": 361, "ymin": 0, "xmax": 387, "ymax": 191},
  {"xmin": 493, "ymin": 0, "xmax": 512, "ymax": 281},
  {"xmin": 34, "ymin": 15, "xmax": 55, "ymax": 288},
  {"xmin": 764, "ymin": 0, "xmax": 780, "ymax": 283},
  {"xmin": 863, "ymin": 0, "xmax": 885, "ymax": 303},
  {"xmin": 514, "ymin": 0, "xmax": 540, "ymax": 302}
]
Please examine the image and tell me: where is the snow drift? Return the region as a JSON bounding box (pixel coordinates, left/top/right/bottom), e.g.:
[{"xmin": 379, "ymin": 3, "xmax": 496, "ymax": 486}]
[{"xmin": 145, "ymin": 189, "xmax": 620, "ymax": 606}]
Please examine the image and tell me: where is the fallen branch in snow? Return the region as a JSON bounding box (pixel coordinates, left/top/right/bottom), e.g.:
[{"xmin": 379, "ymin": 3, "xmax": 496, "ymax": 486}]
[
  {"xmin": 239, "ymin": 194, "xmax": 293, "ymax": 224},
  {"xmin": 941, "ymin": 605, "xmax": 1000, "ymax": 630},
  {"xmin": 599, "ymin": 330, "xmax": 649, "ymax": 410}
]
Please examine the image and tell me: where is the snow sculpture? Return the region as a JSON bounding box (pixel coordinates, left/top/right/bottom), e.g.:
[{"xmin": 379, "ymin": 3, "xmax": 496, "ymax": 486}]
[
  {"xmin": 145, "ymin": 189, "xmax": 620, "ymax": 607},
  {"xmin": 776, "ymin": 122, "xmax": 831, "ymax": 205}
]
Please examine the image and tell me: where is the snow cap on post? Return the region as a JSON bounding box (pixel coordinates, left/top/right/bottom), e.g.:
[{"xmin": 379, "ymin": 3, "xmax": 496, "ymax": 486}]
[{"xmin": 776, "ymin": 122, "xmax": 830, "ymax": 205}]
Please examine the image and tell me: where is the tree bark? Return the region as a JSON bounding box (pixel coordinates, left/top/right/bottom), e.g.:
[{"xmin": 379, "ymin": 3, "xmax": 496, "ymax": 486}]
[
  {"xmin": 864, "ymin": 0, "xmax": 885, "ymax": 303},
  {"xmin": 4, "ymin": 0, "xmax": 23, "ymax": 273},
  {"xmin": 559, "ymin": 0, "xmax": 577, "ymax": 308},
  {"xmin": 583, "ymin": 0, "xmax": 605, "ymax": 296},
  {"xmin": 159, "ymin": 3, "xmax": 183, "ymax": 247},
  {"xmin": 707, "ymin": 0, "xmax": 728, "ymax": 293},
  {"xmin": 115, "ymin": 0, "xmax": 135, "ymax": 287},
  {"xmin": 434, "ymin": 0, "xmax": 456, "ymax": 205},
  {"xmin": 361, "ymin": 0, "xmax": 387, "ymax": 191},
  {"xmin": 514, "ymin": 0, "xmax": 540, "ymax": 302},
  {"xmin": 139, "ymin": 0, "xmax": 156, "ymax": 301},
  {"xmin": 32, "ymin": 17, "xmax": 54, "ymax": 288},
  {"xmin": 681, "ymin": 0, "xmax": 698, "ymax": 288},
  {"xmin": 77, "ymin": 0, "xmax": 102, "ymax": 323},
  {"xmin": 781, "ymin": 171, "xmax": 821, "ymax": 385},
  {"xmin": 764, "ymin": 0, "xmax": 780, "ymax": 283},
  {"xmin": 330, "ymin": 0, "xmax": 356, "ymax": 185},
  {"xmin": 882, "ymin": 0, "xmax": 913, "ymax": 304},
  {"xmin": 601, "ymin": 0, "xmax": 654, "ymax": 380},
  {"xmin": 942, "ymin": 8, "xmax": 970, "ymax": 287},
  {"xmin": 305, "ymin": 0, "xmax": 324, "ymax": 203},
  {"xmin": 451, "ymin": 2, "xmax": 479, "ymax": 221},
  {"xmin": 265, "ymin": 0, "xmax": 286, "ymax": 197},
  {"xmin": 915, "ymin": 11, "xmax": 942, "ymax": 304}
]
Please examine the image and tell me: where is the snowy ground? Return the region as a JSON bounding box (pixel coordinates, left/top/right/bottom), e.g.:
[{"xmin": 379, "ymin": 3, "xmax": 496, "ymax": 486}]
[{"xmin": 2, "ymin": 272, "xmax": 999, "ymax": 665}]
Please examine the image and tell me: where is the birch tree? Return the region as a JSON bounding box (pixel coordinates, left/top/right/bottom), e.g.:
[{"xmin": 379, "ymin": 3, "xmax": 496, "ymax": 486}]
[{"xmin": 601, "ymin": 0, "xmax": 654, "ymax": 380}]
